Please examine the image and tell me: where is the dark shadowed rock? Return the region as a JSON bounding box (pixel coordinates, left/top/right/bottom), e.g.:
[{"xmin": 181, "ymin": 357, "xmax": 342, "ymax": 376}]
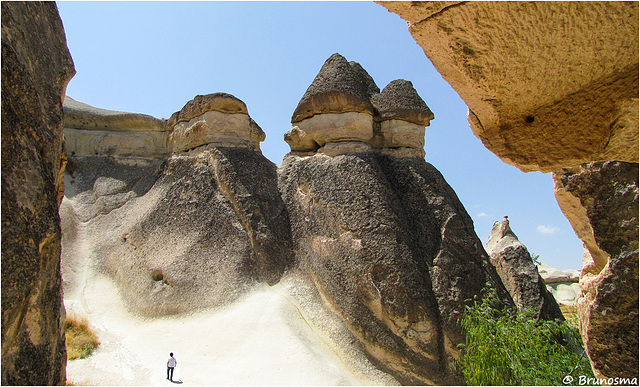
[
  {"xmin": 487, "ymin": 216, "xmax": 565, "ymax": 321},
  {"xmin": 371, "ymin": 79, "xmax": 434, "ymax": 126},
  {"xmin": 291, "ymin": 53, "xmax": 377, "ymax": 123},
  {"xmin": 554, "ymin": 161, "xmax": 639, "ymax": 379},
  {"xmin": 1, "ymin": 2, "xmax": 75, "ymax": 385},
  {"xmin": 278, "ymin": 152, "xmax": 511, "ymax": 384}
]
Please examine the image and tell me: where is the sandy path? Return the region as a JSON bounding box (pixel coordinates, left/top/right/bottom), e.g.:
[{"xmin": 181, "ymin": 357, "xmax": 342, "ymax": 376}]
[{"xmin": 64, "ymin": 266, "xmax": 396, "ymax": 386}]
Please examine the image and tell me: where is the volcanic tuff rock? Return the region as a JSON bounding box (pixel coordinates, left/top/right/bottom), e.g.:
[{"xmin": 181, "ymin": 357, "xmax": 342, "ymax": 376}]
[
  {"xmin": 279, "ymin": 54, "xmax": 512, "ymax": 384},
  {"xmin": 380, "ymin": 1, "xmax": 640, "ymax": 378},
  {"xmin": 553, "ymin": 161, "xmax": 639, "ymax": 380},
  {"xmin": 62, "ymin": 92, "xmax": 292, "ymax": 316},
  {"xmin": 64, "ymin": 97, "xmax": 169, "ymax": 158},
  {"xmin": 168, "ymin": 93, "xmax": 266, "ymax": 153},
  {"xmin": 286, "ymin": 54, "xmax": 434, "ymax": 158},
  {"xmin": 379, "ymin": 1, "xmax": 639, "ymax": 172},
  {"xmin": 538, "ymin": 264, "xmax": 581, "ymax": 307},
  {"xmin": 1, "ymin": 2, "xmax": 75, "ymax": 385},
  {"xmin": 487, "ymin": 217, "xmax": 564, "ymax": 321}
]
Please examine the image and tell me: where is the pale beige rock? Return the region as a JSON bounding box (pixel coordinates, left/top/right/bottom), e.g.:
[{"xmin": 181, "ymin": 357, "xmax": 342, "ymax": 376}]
[
  {"xmin": 63, "ymin": 97, "xmax": 170, "ymax": 158},
  {"xmin": 289, "ymin": 112, "xmax": 374, "ymax": 148},
  {"xmin": 284, "ymin": 126, "xmax": 318, "ymax": 152},
  {"xmin": 379, "ymin": 1, "xmax": 639, "ymax": 172},
  {"xmin": 65, "ymin": 128, "xmax": 169, "ymax": 158},
  {"xmin": 379, "ymin": 120, "xmax": 425, "ymax": 149},
  {"xmin": 317, "ymin": 141, "xmax": 371, "ymax": 156},
  {"xmin": 64, "ymin": 97, "xmax": 166, "ymax": 132},
  {"xmin": 377, "ymin": 147, "xmax": 425, "ymax": 159},
  {"xmin": 168, "ymin": 111, "xmax": 262, "ymax": 153}
]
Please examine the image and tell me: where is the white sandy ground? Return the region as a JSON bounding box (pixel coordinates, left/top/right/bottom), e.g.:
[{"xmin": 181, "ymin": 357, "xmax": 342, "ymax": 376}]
[{"xmin": 63, "ymin": 260, "xmax": 398, "ymax": 386}]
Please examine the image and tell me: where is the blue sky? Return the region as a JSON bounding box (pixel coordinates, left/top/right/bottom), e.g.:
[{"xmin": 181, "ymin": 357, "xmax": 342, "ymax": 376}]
[{"xmin": 57, "ymin": 1, "xmax": 584, "ymax": 270}]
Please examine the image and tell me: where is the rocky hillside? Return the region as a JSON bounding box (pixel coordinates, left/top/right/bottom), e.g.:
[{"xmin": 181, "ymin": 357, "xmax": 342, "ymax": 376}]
[{"xmin": 60, "ymin": 53, "xmax": 512, "ymax": 385}]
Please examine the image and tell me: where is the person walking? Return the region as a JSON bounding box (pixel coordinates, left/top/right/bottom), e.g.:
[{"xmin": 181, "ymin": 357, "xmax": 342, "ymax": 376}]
[{"xmin": 167, "ymin": 352, "xmax": 177, "ymax": 381}]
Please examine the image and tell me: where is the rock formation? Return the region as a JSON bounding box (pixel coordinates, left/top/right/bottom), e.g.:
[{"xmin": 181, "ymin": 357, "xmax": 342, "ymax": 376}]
[
  {"xmin": 379, "ymin": 2, "xmax": 639, "ymax": 378},
  {"xmin": 538, "ymin": 264, "xmax": 581, "ymax": 307},
  {"xmin": 487, "ymin": 217, "xmax": 564, "ymax": 321},
  {"xmin": 378, "ymin": 1, "xmax": 639, "ymax": 173},
  {"xmin": 64, "ymin": 96, "xmax": 168, "ymax": 158},
  {"xmin": 1, "ymin": 2, "xmax": 75, "ymax": 385},
  {"xmin": 280, "ymin": 54, "xmax": 511, "ymax": 385},
  {"xmin": 61, "ymin": 93, "xmax": 292, "ymax": 316},
  {"xmin": 554, "ymin": 161, "xmax": 639, "ymax": 379},
  {"xmin": 286, "ymin": 53, "xmax": 433, "ymax": 158}
]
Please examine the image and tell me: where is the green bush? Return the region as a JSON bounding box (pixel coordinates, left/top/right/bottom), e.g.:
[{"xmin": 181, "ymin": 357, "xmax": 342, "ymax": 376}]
[{"xmin": 456, "ymin": 289, "xmax": 594, "ymax": 385}]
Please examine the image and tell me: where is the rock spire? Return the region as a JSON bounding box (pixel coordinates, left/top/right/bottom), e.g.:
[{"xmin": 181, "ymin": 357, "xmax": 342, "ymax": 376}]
[{"xmin": 286, "ymin": 53, "xmax": 434, "ymax": 158}]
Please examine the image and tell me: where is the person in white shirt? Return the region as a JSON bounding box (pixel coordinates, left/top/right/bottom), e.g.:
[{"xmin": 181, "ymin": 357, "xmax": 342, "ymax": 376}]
[{"xmin": 166, "ymin": 352, "xmax": 177, "ymax": 381}]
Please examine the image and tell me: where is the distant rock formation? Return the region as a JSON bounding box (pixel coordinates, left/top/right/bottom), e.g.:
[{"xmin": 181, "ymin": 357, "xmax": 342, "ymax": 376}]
[
  {"xmin": 279, "ymin": 54, "xmax": 511, "ymax": 385},
  {"xmin": 538, "ymin": 264, "xmax": 580, "ymax": 306},
  {"xmin": 1, "ymin": 2, "xmax": 75, "ymax": 385},
  {"xmin": 286, "ymin": 53, "xmax": 433, "ymax": 158},
  {"xmin": 61, "ymin": 93, "xmax": 293, "ymax": 316},
  {"xmin": 487, "ymin": 217, "xmax": 564, "ymax": 320},
  {"xmin": 554, "ymin": 161, "xmax": 639, "ymax": 379}
]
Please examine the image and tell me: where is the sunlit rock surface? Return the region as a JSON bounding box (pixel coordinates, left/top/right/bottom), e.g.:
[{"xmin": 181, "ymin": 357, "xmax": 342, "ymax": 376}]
[
  {"xmin": 286, "ymin": 53, "xmax": 433, "ymax": 158},
  {"xmin": 487, "ymin": 217, "xmax": 564, "ymax": 321}
]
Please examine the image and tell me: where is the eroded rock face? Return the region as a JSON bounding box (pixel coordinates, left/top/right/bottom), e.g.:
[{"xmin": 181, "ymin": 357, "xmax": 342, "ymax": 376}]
[
  {"xmin": 280, "ymin": 54, "xmax": 511, "ymax": 384},
  {"xmin": 380, "ymin": 2, "xmax": 640, "ymax": 377},
  {"xmin": 554, "ymin": 161, "xmax": 639, "ymax": 379},
  {"xmin": 62, "ymin": 92, "xmax": 291, "ymax": 316},
  {"xmin": 64, "ymin": 97, "xmax": 169, "ymax": 158},
  {"xmin": 379, "ymin": 1, "xmax": 639, "ymax": 172},
  {"xmin": 63, "ymin": 147, "xmax": 293, "ymax": 316},
  {"xmin": 278, "ymin": 152, "xmax": 511, "ymax": 385},
  {"xmin": 168, "ymin": 93, "xmax": 265, "ymax": 153},
  {"xmin": 1, "ymin": 2, "xmax": 75, "ymax": 384},
  {"xmin": 286, "ymin": 53, "xmax": 433, "ymax": 158},
  {"xmin": 487, "ymin": 217, "xmax": 564, "ymax": 321}
]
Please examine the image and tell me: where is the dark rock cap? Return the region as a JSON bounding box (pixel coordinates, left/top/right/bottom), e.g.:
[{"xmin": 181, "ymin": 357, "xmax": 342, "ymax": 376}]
[
  {"xmin": 168, "ymin": 93, "xmax": 248, "ymax": 128},
  {"xmin": 371, "ymin": 79, "xmax": 434, "ymax": 126},
  {"xmin": 291, "ymin": 53, "xmax": 378, "ymax": 123}
]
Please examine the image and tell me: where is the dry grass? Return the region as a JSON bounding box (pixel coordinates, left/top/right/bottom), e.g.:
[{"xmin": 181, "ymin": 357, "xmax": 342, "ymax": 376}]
[
  {"xmin": 66, "ymin": 380, "xmax": 92, "ymax": 386},
  {"xmin": 65, "ymin": 315, "xmax": 100, "ymax": 360}
]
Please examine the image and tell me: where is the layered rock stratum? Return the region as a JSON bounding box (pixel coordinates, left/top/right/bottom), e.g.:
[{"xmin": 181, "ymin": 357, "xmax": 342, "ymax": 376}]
[
  {"xmin": 279, "ymin": 54, "xmax": 511, "ymax": 384},
  {"xmin": 286, "ymin": 53, "xmax": 433, "ymax": 159},
  {"xmin": 487, "ymin": 216, "xmax": 564, "ymax": 321},
  {"xmin": 1, "ymin": 2, "xmax": 75, "ymax": 385}
]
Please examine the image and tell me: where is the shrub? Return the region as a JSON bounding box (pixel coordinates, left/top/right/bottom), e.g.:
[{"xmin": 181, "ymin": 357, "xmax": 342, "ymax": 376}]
[
  {"xmin": 65, "ymin": 315, "xmax": 100, "ymax": 360},
  {"xmin": 456, "ymin": 289, "xmax": 594, "ymax": 385}
]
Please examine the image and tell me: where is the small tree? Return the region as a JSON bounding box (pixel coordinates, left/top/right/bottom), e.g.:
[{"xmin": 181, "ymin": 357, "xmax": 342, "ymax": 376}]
[{"xmin": 456, "ymin": 288, "xmax": 594, "ymax": 385}]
